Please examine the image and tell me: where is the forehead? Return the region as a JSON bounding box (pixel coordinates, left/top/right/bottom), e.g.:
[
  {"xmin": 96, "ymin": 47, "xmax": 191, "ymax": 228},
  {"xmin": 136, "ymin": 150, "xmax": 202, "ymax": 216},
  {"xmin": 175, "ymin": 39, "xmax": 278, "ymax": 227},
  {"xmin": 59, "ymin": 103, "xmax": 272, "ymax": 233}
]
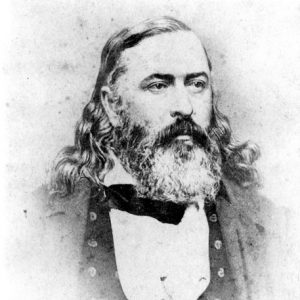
[{"xmin": 120, "ymin": 31, "xmax": 209, "ymax": 80}]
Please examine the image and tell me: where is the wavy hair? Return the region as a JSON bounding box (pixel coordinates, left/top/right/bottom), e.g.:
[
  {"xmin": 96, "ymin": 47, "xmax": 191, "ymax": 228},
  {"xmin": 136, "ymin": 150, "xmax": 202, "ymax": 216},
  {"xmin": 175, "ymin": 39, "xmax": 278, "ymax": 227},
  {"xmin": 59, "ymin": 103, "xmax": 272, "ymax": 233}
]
[{"xmin": 50, "ymin": 16, "xmax": 260, "ymax": 196}]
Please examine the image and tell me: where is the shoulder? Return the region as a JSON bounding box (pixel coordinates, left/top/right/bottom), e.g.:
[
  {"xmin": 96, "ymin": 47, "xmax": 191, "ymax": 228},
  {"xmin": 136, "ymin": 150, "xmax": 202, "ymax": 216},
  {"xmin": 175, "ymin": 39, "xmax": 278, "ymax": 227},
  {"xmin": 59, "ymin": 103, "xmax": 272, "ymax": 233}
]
[
  {"xmin": 218, "ymin": 177, "xmax": 290, "ymax": 255},
  {"xmin": 33, "ymin": 179, "xmax": 92, "ymax": 261},
  {"xmin": 34, "ymin": 180, "xmax": 91, "ymax": 217},
  {"xmin": 24, "ymin": 180, "xmax": 92, "ymax": 299},
  {"xmin": 220, "ymin": 177, "xmax": 289, "ymax": 236},
  {"xmin": 31, "ymin": 181, "xmax": 90, "ymax": 247}
]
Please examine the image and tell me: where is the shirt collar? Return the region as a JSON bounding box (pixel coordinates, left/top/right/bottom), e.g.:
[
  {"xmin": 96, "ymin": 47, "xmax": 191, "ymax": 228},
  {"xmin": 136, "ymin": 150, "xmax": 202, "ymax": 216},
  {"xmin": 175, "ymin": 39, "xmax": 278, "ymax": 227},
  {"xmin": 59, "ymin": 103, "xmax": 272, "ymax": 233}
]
[{"xmin": 103, "ymin": 152, "xmax": 136, "ymax": 187}]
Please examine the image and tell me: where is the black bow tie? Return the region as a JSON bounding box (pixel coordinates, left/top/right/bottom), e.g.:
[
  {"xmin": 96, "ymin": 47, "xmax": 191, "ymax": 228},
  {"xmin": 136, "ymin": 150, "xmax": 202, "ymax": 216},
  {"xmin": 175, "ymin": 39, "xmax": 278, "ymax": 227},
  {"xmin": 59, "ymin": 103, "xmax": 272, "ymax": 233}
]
[{"xmin": 103, "ymin": 184, "xmax": 188, "ymax": 225}]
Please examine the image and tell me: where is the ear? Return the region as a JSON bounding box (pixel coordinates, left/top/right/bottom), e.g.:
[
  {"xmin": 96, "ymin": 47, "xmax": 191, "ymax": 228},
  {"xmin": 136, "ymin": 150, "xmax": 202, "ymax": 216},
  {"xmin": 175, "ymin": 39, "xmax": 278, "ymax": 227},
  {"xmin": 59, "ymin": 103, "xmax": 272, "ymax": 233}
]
[{"xmin": 101, "ymin": 86, "xmax": 120, "ymax": 127}]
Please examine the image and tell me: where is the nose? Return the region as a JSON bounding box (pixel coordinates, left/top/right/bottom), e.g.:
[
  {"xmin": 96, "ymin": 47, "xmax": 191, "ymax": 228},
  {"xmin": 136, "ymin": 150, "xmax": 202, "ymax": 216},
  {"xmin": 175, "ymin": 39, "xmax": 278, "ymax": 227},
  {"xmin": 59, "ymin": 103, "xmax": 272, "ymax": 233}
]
[{"xmin": 170, "ymin": 85, "xmax": 193, "ymax": 119}]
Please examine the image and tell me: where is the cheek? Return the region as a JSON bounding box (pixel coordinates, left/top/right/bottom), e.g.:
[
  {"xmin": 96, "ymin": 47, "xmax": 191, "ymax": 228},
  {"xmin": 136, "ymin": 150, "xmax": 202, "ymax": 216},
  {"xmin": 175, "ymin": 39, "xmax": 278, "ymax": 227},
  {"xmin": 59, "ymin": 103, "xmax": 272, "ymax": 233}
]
[
  {"xmin": 121, "ymin": 92, "xmax": 171, "ymax": 131},
  {"xmin": 192, "ymin": 96, "xmax": 213, "ymax": 128},
  {"xmin": 195, "ymin": 106, "xmax": 212, "ymax": 126}
]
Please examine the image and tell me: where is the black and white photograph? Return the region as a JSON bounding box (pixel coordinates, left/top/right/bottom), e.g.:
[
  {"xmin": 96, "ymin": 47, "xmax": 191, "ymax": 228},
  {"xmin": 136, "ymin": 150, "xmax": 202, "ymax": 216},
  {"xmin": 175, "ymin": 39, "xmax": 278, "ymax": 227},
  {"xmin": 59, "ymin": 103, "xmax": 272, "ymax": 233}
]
[{"xmin": 1, "ymin": 1, "xmax": 300, "ymax": 299}]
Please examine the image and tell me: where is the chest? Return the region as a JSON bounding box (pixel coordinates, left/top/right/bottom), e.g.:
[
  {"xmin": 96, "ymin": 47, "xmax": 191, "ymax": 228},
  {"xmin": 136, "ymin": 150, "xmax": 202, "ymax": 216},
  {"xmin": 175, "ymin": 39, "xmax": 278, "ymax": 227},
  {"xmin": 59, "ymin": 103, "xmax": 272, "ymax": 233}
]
[
  {"xmin": 110, "ymin": 206, "xmax": 210, "ymax": 299},
  {"xmin": 79, "ymin": 191, "xmax": 235, "ymax": 300}
]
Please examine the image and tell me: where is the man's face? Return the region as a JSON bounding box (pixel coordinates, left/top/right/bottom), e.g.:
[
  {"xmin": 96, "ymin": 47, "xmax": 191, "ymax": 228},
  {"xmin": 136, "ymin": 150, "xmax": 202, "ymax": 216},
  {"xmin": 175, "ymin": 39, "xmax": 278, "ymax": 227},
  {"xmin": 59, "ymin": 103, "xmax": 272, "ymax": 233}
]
[
  {"xmin": 117, "ymin": 31, "xmax": 212, "ymax": 136},
  {"xmin": 111, "ymin": 31, "xmax": 221, "ymax": 203}
]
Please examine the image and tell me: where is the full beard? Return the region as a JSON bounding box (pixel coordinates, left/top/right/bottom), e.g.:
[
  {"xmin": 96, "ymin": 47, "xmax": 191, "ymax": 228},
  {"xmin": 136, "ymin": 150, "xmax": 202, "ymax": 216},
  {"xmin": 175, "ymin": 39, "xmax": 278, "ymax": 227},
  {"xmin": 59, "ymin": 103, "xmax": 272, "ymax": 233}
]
[{"xmin": 113, "ymin": 116, "xmax": 222, "ymax": 205}]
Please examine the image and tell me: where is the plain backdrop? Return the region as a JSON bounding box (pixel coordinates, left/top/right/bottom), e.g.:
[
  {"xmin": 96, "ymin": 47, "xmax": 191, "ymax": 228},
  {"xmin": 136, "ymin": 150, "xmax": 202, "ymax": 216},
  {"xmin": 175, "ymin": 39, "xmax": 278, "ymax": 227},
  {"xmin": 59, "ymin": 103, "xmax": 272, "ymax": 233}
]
[{"xmin": 1, "ymin": 0, "xmax": 300, "ymax": 299}]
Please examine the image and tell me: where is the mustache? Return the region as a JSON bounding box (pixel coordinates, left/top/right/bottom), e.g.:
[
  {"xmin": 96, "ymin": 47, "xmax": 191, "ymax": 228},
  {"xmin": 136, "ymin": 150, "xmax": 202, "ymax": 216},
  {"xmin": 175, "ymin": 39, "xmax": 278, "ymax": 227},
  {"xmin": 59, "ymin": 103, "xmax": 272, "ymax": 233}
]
[{"xmin": 153, "ymin": 117, "xmax": 210, "ymax": 149}]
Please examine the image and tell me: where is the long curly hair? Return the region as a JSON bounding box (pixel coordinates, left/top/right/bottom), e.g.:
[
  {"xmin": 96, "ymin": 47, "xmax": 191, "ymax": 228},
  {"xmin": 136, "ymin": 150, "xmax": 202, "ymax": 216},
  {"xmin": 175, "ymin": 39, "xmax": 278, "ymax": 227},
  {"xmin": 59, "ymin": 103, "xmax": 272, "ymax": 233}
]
[{"xmin": 50, "ymin": 16, "xmax": 260, "ymax": 196}]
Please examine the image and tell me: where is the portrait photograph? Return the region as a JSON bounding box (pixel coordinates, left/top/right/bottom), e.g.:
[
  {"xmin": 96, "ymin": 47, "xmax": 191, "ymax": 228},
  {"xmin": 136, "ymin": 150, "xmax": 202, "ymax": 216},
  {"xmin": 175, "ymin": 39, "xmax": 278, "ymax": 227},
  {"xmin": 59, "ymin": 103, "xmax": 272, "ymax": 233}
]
[{"xmin": 1, "ymin": 0, "xmax": 300, "ymax": 299}]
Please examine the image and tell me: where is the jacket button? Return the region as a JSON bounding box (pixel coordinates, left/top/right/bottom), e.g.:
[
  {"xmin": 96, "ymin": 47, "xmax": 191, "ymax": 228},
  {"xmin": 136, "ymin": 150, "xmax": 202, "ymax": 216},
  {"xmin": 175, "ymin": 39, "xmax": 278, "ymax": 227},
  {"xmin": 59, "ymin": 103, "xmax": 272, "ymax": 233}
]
[
  {"xmin": 214, "ymin": 240, "xmax": 222, "ymax": 250},
  {"xmin": 88, "ymin": 239, "xmax": 98, "ymax": 248},
  {"xmin": 209, "ymin": 214, "xmax": 218, "ymax": 222},
  {"xmin": 88, "ymin": 267, "xmax": 97, "ymax": 277},
  {"xmin": 217, "ymin": 268, "xmax": 225, "ymax": 278},
  {"xmin": 89, "ymin": 211, "xmax": 97, "ymax": 221}
]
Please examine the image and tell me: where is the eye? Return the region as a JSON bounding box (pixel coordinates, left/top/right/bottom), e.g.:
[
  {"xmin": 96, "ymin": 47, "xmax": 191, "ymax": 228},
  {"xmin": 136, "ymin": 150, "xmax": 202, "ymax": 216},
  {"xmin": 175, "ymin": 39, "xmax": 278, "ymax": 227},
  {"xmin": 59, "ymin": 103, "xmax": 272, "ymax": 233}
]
[
  {"xmin": 187, "ymin": 79, "xmax": 207, "ymax": 92},
  {"xmin": 147, "ymin": 82, "xmax": 168, "ymax": 93}
]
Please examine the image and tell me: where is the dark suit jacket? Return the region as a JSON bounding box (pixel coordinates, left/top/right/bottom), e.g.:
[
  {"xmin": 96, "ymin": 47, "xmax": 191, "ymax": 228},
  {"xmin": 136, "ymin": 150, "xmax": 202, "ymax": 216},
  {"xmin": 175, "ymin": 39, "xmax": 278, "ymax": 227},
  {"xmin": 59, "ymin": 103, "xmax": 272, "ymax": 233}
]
[{"xmin": 29, "ymin": 178, "xmax": 287, "ymax": 300}]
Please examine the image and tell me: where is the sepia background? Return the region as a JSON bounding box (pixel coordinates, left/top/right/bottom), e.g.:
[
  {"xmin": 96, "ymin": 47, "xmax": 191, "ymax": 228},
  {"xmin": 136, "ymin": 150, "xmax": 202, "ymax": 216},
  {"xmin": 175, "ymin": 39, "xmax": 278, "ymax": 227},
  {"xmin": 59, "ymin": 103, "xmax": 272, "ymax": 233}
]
[{"xmin": 2, "ymin": 0, "xmax": 300, "ymax": 299}]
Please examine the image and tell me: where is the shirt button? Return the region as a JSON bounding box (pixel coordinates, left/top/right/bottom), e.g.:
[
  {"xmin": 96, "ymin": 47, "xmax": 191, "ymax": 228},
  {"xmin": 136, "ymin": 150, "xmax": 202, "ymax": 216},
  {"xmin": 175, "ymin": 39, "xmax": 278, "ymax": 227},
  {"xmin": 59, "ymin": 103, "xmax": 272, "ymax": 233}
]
[
  {"xmin": 214, "ymin": 240, "xmax": 222, "ymax": 250},
  {"xmin": 88, "ymin": 239, "xmax": 98, "ymax": 248},
  {"xmin": 89, "ymin": 211, "xmax": 97, "ymax": 221},
  {"xmin": 209, "ymin": 214, "xmax": 218, "ymax": 222},
  {"xmin": 217, "ymin": 268, "xmax": 225, "ymax": 278},
  {"xmin": 88, "ymin": 266, "xmax": 97, "ymax": 277}
]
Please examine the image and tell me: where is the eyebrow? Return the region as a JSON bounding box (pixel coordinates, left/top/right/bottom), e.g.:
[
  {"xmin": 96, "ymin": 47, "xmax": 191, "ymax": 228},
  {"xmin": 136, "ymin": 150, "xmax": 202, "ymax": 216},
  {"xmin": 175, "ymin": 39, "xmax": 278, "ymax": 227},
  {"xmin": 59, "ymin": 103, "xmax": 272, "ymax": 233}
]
[
  {"xmin": 185, "ymin": 72, "xmax": 209, "ymax": 82},
  {"xmin": 140, "ymin": 73, "xmax": 174, "ymax": 86},
  {"xmin": 140, "ymin": 72, "xmax": 209, "ymax": 87}
]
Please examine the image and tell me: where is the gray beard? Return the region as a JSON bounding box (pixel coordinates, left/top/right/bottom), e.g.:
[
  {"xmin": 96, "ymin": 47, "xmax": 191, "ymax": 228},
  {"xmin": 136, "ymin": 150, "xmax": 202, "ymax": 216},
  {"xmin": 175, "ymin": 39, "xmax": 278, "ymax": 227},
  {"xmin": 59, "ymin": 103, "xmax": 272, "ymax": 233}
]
[{"xmin": 114, "ymin": 125, "xmax": 222, "ymax": 205}]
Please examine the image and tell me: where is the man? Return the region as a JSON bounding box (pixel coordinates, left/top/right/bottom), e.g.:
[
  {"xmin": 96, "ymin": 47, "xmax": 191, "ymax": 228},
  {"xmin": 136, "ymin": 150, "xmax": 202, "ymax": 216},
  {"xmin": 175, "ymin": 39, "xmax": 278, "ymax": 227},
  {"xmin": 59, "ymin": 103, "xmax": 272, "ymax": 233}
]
[{"xmin": 43, "ymin": 16, "xmax": 279, "ymax": 300}]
